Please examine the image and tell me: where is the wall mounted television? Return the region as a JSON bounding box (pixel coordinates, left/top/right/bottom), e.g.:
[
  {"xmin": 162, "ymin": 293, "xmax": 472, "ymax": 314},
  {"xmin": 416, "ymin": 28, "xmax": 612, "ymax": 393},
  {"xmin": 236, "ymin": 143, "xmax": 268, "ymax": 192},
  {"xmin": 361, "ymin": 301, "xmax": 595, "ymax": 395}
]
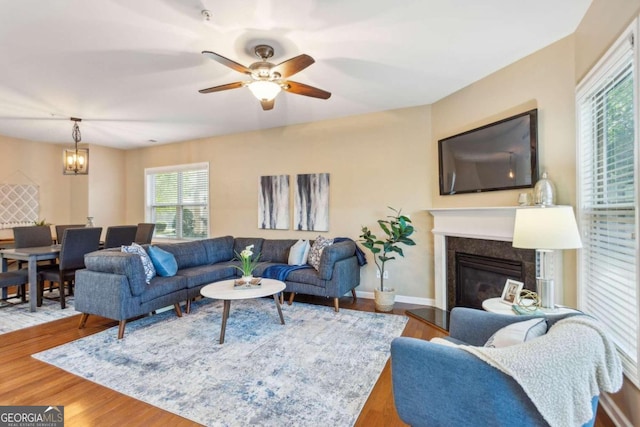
[{"xmin": 438, "ymin": 109, "xmax": 538, "ymax": 195}]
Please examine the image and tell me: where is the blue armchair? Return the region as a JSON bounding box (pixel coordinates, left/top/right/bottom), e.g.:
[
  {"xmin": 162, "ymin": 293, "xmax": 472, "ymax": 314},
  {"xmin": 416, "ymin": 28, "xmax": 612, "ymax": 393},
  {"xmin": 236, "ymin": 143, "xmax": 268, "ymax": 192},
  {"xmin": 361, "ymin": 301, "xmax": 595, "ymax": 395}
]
[{"xmin": 391, "ymin": 307, "xmax": 605, "ymax": 427}]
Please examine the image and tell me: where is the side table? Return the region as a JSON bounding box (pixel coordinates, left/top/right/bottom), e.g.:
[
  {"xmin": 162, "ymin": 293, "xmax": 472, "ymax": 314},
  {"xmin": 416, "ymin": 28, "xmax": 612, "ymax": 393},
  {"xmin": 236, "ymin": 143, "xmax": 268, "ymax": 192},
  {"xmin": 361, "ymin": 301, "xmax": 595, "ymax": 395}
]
[{"xmin": 482, "ymin": 297, "xmax": 579, "ymax": 315}]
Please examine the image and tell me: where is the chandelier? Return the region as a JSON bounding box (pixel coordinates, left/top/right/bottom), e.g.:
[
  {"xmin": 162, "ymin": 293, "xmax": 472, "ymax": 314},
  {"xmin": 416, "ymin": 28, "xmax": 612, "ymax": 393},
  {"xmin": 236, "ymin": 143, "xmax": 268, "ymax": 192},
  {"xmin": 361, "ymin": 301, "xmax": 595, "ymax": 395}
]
[{"xmin": 63, "ymin": 117, "xmax": 89, "ymax": 175}]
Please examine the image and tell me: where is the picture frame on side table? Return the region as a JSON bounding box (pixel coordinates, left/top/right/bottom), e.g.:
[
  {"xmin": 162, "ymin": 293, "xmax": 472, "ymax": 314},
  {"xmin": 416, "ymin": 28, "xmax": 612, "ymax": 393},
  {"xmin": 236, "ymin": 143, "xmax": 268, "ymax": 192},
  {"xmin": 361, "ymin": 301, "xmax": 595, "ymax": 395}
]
[{"xmin": 500, "ymin": 279, "xmax": 524, "ymax": 305}]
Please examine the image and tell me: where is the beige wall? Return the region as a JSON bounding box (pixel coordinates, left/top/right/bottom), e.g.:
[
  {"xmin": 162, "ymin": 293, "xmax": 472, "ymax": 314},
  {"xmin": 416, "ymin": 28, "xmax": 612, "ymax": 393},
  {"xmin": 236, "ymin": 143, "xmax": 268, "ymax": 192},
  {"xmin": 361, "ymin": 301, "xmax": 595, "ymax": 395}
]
[
  {"xmin": 0, "ymin": 135, "xmax": 127, "ymax": 241},
  {"xmin": 124, "ymin": 107, "xmax": 433, "ymax": 298},
  {"xmin": 431, "ymin": 35, "xmax": 578, "ymax": 305},
  {"xmin": 87, "ymin": 144, "xmax": 128, "ymax": 239},
  {"xmin": 0, "ymin": 135, "xmax": 76, "ymax": 240},
  {"xmin": 575, "ymin": 0, "xmax": 640, "ymax": 82}
]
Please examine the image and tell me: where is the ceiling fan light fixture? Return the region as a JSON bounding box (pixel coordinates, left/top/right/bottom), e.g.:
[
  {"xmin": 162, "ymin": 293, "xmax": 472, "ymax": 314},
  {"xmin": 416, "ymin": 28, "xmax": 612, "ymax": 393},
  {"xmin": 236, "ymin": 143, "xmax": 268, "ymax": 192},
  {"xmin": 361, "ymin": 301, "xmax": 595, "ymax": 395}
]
[{"xmin": 247, "ymin": 80, "xmax": 281, "ymax": 101}]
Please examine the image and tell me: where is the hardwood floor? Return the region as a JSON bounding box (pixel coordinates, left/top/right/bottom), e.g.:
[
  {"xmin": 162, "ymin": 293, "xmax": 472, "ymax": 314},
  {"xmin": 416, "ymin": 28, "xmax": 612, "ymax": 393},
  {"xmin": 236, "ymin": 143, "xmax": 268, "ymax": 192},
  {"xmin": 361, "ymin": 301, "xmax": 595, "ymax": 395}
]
[{"xmin": 0, "ymin": 294, "xmax": 614, "ymax": 426}]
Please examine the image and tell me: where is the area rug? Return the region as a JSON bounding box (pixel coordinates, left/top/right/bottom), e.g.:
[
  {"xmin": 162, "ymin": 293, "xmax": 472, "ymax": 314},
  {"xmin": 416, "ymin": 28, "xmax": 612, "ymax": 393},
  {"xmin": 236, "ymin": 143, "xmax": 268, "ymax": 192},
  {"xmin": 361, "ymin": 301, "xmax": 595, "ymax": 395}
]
[
  {"xmin": 0, "ymin": 291, "xmax": 76, "ymax": 334},
  {"xmin": 33, "ymin": 298, "xmax": 407, "ymax": 426}
]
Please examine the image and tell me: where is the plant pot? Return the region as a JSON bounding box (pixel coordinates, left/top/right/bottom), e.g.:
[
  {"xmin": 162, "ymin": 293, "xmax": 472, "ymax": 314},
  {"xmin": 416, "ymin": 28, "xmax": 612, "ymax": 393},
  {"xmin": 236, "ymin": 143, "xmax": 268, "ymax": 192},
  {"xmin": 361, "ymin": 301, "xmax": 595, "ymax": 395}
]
[
  {"xmin": 374, "ymin": 288, "xmax": 396, "ymax": 312},
  {"xmin": 241, "ymin": 275, "xmax": 254, "ymax": 284}
]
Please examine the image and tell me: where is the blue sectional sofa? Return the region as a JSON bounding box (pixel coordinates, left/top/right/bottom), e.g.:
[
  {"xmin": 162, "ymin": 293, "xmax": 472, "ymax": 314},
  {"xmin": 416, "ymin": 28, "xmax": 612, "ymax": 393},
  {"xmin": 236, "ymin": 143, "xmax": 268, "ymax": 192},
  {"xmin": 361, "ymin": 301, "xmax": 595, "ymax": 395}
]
[{"xmin": 75, "ymin": 236, "xmax": 361, "ymax": 338}]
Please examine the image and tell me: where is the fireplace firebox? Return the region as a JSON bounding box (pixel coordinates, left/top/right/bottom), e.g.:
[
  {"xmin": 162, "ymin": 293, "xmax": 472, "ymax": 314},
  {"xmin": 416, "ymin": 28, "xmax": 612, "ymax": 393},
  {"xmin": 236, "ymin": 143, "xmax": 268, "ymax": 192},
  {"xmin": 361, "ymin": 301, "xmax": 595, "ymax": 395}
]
[
  {"xmin": 446, "ymin": 237, "xmax": 535, "ymax": 311},
  {"xmin": 456, "ymin": 253, "xmax": 525, "ymax": 309}
]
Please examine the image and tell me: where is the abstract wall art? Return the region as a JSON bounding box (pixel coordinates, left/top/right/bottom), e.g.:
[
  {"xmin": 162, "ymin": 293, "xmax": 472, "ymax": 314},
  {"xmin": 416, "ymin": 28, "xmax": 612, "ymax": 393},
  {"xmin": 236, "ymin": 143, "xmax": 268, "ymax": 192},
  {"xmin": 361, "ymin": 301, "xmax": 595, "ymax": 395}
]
[
  {"xmin": 258, "ymin": 175, "xmax": 290, "ymax": 229},
  {"xmin": 294, "ymin": 173, "xmax": 330, "ymax": 231}
]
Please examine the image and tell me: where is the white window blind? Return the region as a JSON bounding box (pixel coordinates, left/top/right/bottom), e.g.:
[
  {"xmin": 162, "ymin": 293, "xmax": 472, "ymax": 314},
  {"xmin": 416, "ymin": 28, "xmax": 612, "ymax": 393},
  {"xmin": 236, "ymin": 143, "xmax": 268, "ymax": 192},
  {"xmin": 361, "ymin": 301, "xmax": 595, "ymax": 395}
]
[
  {"xmin": 145, "ymin": 163, "xmax": 209, "ymax": 240},
  {"xmin": 577, "ymin": 22, "xmax": 639, "ymax": 386}
]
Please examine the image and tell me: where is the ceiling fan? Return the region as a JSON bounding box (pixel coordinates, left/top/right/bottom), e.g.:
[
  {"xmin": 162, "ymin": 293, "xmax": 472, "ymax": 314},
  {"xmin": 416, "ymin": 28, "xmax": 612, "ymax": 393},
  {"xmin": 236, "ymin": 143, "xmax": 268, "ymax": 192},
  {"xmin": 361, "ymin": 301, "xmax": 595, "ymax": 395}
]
[{"xmin": 199, "ymin": 44, "xmax": 331, "ymax": 111}]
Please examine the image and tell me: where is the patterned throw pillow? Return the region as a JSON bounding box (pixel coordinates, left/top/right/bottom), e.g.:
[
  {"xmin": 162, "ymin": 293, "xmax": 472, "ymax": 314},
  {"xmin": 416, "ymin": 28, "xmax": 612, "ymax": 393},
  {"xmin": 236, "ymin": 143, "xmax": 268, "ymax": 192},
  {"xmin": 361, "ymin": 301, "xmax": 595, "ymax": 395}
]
[
  {"xmin": 122, "ymin": 242, "xmax": 156, "ymax": 284},
  {"xmin": 484, "ymin": 318, "xmax": 547, "ymax": 348},
  {"xmin": 308, "ymin": 236, "xmax": 334, "ymax": 270}
]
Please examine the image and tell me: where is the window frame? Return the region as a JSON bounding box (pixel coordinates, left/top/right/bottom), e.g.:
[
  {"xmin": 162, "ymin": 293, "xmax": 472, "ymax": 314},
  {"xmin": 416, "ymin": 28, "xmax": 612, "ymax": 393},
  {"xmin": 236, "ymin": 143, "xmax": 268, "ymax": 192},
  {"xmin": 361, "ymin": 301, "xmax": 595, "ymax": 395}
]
[
  {"xmin": 576, "ymin": 19, "xmax": 640, "ymax": 387},
  {"xmin": 144, "ymin": 162, "xmax": 210, "ymax": 240}
]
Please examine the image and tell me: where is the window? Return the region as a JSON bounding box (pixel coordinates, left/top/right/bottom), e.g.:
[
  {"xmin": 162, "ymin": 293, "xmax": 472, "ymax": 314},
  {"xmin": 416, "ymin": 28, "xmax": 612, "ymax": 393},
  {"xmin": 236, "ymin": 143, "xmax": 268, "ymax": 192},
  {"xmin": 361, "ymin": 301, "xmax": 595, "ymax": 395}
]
[
  {"xmin": 577, "ymin": 21, "xmax": 639, "ymax": 386},
  {"xmin": 145, "ymin": 162, "xmax": 209, "ymax": 240}
]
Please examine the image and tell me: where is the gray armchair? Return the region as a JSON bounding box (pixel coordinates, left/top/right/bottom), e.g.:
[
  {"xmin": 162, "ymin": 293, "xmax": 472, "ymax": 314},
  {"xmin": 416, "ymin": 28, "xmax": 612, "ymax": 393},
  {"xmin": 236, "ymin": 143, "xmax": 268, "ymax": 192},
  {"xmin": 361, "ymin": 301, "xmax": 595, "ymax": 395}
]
[{"xmin": 391, "ymin": 307, "xmax": 621, "ymax": 427}]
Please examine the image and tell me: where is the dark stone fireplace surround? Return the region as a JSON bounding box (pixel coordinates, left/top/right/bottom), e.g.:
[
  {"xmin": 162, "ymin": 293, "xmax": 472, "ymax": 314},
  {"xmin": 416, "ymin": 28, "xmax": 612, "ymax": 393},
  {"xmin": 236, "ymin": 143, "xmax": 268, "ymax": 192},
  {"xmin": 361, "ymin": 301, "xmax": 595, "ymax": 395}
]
[{"xmin": 446, "ymin": 236, "xmax": 536, "ymax": 311}]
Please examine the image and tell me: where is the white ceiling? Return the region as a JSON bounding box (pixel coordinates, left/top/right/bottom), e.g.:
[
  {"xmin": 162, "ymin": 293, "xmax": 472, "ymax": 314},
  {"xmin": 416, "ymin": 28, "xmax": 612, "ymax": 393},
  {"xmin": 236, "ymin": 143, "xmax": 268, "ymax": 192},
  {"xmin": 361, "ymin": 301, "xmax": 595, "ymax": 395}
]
[{"xmin": 0, "ymin": 0, "xmax": 592, "ymax": 150}]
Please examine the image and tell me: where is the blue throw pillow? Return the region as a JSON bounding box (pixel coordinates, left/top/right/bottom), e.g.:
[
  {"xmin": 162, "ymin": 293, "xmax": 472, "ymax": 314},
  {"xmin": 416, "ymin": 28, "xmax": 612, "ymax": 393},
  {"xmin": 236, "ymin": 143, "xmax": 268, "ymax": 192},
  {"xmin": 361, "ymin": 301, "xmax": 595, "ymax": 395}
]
[{"xmin": 148, "ymin": 245, "xmax": 178, "ymax": 277}]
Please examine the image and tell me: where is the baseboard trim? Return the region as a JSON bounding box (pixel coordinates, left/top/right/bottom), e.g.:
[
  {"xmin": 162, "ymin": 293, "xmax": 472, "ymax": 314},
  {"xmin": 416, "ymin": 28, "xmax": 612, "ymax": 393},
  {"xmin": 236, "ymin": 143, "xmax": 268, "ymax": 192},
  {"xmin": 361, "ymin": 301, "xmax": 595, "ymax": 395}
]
[
  {"xmin": 600, "ymin": 391, "xmax": 633, "ymax": 427},
  {"xmin": 354, "ymin": 291, "xmax": 435, "ymax": 307}
]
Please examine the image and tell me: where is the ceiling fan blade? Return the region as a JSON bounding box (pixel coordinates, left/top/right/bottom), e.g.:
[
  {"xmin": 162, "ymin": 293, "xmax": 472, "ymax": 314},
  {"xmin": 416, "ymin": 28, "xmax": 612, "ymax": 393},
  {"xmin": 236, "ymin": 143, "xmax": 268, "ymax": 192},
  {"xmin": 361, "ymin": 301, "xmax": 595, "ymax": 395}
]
[
  {"xmin": 271, "ymin": 54, "xmax": 315, "ymax": 78},
  {"xmin": 198, "ymin": 82, "xmax": 244, "ymax": 94},
  {"xmin": 284, "ymin": 81, "xmax": 331, "ymax": 99},
  {"xmin": 261, "ymin": 99, "xmax": 275, "ymax": 111},
  {"xmin": 202, "ymin": 51, "xmax": 252, "ymax": 75}
]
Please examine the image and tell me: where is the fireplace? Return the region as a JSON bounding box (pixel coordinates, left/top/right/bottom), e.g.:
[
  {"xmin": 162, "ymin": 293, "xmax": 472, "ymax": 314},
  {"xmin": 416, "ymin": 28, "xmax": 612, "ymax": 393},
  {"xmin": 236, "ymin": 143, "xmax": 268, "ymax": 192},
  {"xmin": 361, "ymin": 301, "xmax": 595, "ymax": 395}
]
[
  {"xmin": 429, "ymin": 207, "xmax": 563, "ymax": 311},
  {"xmin": 455, "ymin": 253, "xmax": 526, "ymax": 310}
]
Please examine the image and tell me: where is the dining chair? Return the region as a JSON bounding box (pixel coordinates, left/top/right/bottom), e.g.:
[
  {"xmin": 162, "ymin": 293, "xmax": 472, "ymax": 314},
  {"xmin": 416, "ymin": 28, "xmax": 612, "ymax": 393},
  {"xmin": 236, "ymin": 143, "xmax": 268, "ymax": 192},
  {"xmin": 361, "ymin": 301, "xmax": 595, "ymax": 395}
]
[
  {"xmin": 38, "ymin": 227, "xmax": 102, "ymax": 309},
  {"xmin": 0, "ymin": 270, "xmax": 28, "ymax": 302},
  {"xmin": 54, "ymin": 224, "xmax": 84, "ymax": 244},
  {"xmin": 13, "ymin": 225, "xmax": 53, "ymax": 249},
  {"xmin": 103, "ymin": 225, "xmax": 138, "ymax": 249},
  {"xmin": 134, "ymin": 223, "xmax": 155, "ymax": 244},
  {"xmin": 12, "ymin": 225, "xmax": 55, "ymax": 296}
]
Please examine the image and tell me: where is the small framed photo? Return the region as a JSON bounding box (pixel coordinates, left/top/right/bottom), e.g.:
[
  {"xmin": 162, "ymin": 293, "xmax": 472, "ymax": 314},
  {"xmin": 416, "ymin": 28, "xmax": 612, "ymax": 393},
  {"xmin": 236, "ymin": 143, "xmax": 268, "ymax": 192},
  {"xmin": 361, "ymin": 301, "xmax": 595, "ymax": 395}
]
[{"xmin": 500, "ymin": 279, "xmax": 524, "ymax": 305}]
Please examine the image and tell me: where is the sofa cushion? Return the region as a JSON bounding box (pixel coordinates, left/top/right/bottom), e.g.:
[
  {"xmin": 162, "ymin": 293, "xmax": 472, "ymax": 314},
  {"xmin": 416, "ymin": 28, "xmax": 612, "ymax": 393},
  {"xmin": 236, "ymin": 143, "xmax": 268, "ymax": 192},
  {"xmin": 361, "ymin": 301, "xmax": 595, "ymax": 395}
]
[
  {"xmin": 121, "ymin": 243, "xmax": 156, "ymax": 284},
  {"xmin": 234, "ymin": 238, "xmax": 264, "ymax": 258},
  {"xmin": 177, "ymin": 264, "xmax": 236, "ymax": 289},
  {"xmin": 484, "ymin": 318, "xmax": 547, "ymax": 348},
  {"xmin": 148, "ymin": 245, "xmax": 178, "ymax": 277},
  {"xmin": 155, "ymin": 241, "xmax": 208, "ymax": 269},
  {"xmin": 308, "ymin": 236, "xmax": 334, "ymax": 270},
  {"xmin": 288, "ymin": 239, "xmax": 311, "ymax": 265},
  {"xmin": 286, "ymin": 267, "xmax": 326, "ymax": 288},
  {"xmin": 262, "ymin": 239, "xmax": 298, "ymax": 263},
  {"xmin": 201, "ymin": 235, "xmax": 234, "ymax": 264},
  {"xmin": 141, "ymin": 275, "xmax": 187, "ymax": 303}
]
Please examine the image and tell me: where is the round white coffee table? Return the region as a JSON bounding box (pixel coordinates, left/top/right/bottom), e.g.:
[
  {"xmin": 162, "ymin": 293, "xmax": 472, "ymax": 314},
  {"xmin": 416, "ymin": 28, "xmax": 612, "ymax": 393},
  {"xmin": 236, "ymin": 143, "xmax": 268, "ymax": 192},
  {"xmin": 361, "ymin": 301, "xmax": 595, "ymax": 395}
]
[{"xmin": 200, "ymin": 278, "xmax": 286, "ymax": 344}]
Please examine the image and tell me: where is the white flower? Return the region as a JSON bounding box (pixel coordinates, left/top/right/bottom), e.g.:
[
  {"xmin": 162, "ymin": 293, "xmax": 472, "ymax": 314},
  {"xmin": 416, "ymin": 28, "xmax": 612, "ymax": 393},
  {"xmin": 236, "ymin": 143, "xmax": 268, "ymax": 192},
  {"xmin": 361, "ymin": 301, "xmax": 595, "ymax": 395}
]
[{"xmin": 240, "ymin": 245, "xmax": 254, "ymax": 258}]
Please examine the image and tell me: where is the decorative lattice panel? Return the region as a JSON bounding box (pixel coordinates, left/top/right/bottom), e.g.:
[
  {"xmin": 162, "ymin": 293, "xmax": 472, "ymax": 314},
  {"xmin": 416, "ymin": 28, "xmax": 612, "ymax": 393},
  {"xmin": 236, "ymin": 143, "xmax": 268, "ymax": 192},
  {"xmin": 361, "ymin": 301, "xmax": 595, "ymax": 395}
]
[{"xmin": 0, "ymin": 184, "xmax": 39, "ymax": 228}]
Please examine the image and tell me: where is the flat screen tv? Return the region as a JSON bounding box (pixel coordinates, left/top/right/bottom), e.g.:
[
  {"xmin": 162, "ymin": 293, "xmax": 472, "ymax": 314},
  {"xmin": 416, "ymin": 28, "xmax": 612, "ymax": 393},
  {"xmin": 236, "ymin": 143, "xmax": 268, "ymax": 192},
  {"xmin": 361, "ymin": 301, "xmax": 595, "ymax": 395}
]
[{"xmin": 438, "ymin": 109, "xmax": 538, "ymax": 195}]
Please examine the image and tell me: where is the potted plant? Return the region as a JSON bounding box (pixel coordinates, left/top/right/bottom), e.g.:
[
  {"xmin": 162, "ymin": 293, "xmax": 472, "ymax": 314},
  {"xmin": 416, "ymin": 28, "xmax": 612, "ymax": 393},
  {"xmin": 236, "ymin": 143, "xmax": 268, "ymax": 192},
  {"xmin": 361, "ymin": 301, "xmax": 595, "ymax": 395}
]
[
  {"xmin": 359, "ymin": 207, "xmax": 415, "ymax": 311},
  {"xmin": 233, "ymin": 244, "xmax": 262, "ymax": 283}
]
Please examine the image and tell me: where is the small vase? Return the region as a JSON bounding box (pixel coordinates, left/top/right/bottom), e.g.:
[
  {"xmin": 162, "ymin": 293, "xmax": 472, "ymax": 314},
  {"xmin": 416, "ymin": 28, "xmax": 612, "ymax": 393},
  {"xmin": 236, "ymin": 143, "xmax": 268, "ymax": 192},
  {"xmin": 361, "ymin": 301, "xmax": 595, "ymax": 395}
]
[
  {"xmin": 86, "ymin": 216, "xmax": 95, "ymax": 227},
  {"xmin": 374, "ymin": 288, "xmax": 396, "ymax": 312},
  {"xmin": 241, "ymin": 275, "xmax": 254, "ymax": 284}
]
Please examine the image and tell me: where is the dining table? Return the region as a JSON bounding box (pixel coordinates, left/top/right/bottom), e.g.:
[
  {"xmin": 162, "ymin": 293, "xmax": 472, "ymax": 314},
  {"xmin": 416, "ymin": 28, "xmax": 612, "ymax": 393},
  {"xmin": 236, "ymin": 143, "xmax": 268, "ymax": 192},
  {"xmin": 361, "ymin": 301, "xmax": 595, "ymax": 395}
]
[{"xmin": 0, "ymin": 245, "xmax": 60, "ymax": 312}]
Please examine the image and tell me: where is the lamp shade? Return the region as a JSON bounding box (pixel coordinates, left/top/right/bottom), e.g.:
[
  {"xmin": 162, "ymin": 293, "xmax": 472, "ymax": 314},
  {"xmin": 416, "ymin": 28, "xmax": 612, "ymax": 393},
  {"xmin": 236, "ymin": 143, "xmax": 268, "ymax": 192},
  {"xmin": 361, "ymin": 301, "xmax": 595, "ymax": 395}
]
[{"xmin": 512, "ymin": 206, "xmax": 582, "ymax": 250}]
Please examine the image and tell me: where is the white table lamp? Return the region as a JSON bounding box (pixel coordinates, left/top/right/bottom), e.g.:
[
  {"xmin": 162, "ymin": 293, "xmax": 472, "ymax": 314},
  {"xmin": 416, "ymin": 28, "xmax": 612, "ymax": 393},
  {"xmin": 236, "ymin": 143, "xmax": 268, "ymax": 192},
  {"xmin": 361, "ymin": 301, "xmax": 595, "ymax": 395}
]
[{"xmin": 512, "ymin": 206, "xmax": 582, "ymax": 309}]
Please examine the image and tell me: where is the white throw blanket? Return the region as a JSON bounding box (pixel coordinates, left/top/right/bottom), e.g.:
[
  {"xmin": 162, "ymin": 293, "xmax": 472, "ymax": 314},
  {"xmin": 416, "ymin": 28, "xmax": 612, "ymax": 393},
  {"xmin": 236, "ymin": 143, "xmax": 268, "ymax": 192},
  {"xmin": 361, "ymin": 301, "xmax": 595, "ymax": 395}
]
[{"xmin": 461, "ymin": 316, "xmax": 623, "ymax": 427}]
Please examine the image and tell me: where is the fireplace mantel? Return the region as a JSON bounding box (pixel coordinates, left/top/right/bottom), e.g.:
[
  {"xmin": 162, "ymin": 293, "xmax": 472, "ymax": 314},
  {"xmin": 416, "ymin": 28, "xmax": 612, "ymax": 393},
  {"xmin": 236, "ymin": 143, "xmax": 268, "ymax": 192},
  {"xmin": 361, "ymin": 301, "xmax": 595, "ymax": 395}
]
[
  {"xmin": 428, "ymin": 206, "xmax": 562, "ymax": 311},
  {"xmin": 430, "ymin": 207, "xmax": 517, "ymax": 242}
]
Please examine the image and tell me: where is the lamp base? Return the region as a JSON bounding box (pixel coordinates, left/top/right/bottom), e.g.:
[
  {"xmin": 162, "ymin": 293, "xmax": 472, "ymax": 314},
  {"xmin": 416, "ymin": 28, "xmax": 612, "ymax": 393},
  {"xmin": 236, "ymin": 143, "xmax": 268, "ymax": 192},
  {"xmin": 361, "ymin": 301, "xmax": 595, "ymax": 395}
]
[{"xmin": 536, "ymin": 278, "xmax": 555, "ymax": 309}]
